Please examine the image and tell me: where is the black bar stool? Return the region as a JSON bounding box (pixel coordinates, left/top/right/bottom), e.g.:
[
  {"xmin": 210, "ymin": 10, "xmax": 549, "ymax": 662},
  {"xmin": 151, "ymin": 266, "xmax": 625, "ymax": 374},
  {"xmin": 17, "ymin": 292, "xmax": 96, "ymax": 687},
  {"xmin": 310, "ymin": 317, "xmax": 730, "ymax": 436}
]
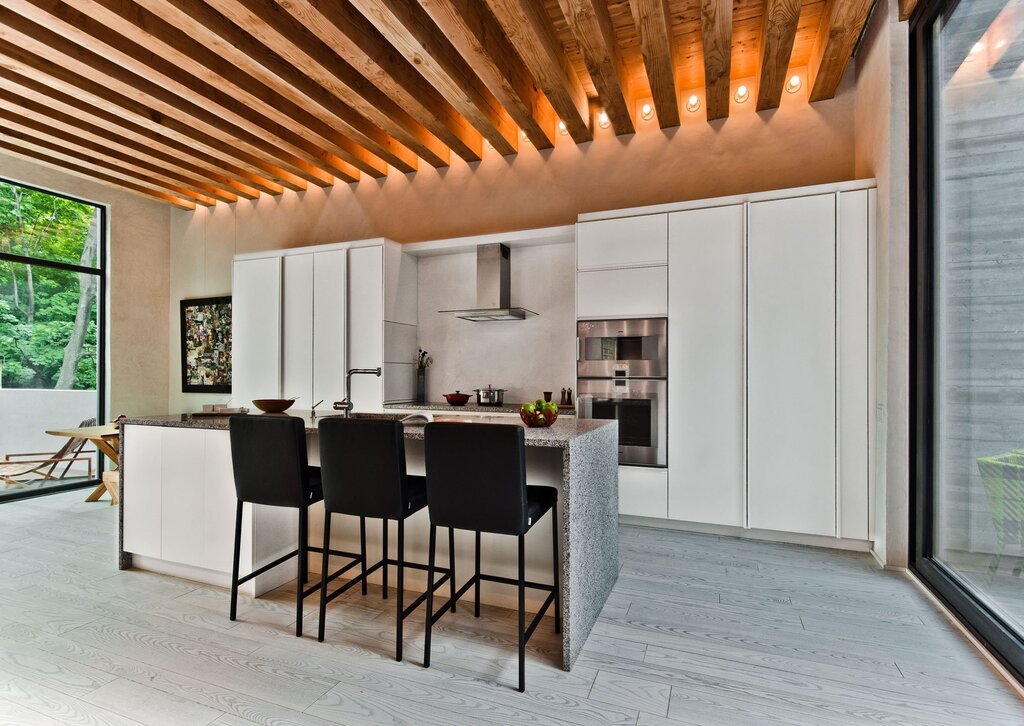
[
  {"xmin": 227, "ymin": 415, "xmax": 360, "ymax": 637},
  {"xmin": 317, "ymin": 417, "xmax": 451, "ymax": 660},
  {"xmin": 422, "ymin": 422, "xmax": 560, "ymax": 692}
]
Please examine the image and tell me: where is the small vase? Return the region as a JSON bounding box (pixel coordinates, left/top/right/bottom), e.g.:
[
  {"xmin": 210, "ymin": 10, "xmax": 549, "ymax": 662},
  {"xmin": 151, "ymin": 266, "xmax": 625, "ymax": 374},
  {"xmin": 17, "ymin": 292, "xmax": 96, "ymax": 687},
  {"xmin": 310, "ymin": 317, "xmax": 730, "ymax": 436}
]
[{"xmin": 415, "ymin": 368, "xmax": 426, "ymax": 404}]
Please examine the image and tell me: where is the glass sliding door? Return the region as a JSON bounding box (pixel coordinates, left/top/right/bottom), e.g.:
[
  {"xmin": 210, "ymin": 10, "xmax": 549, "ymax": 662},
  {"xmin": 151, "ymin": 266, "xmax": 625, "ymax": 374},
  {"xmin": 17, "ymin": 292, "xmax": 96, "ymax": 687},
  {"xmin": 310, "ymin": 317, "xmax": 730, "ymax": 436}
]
[
  {"xmin": 0, "ymin": 179, "xmax": 105, "ymax": 501},
  {"xmin": 912, "ymin": 0, "xmax": 1024, "ymax": 681}
]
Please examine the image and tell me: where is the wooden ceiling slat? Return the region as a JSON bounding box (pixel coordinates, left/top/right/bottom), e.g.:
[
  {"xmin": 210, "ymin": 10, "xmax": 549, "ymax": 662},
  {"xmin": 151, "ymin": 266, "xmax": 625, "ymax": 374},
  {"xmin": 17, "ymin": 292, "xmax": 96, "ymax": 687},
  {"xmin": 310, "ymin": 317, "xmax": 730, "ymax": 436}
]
[
  {"xmin": 419, "ymin": 0, "xmax": 558, "ymax": 148},
  {"xmin": 485, "ymin": 0, "xmax": 592, "ymax": 143},
  {"xmin": 808, "ymin": 0, "xmax": 874, "ymax": 102},
  {"xmin": 700, "ymin": 0, "xmax": 732, "ymax": 120},
  {"xmin": 558, "ymin": 0, "xmax": 635, "ymax": 134},
  {"xmin": 756, "ymin": 0, "xmax": 801, "ymax": 111},
  {"xmin": 0, "ymin": 108, "xmax": 237, "ymax": 204},
  {"xmin": 6, "ymin": 1, "xmax": 347, "ymax": 186},
  {"xmin": 66, "ymin": 0, "xmax": 404, "ymax": 178},
  {"xmin": 350, "ymin": 0, "xmax": 519, "ymax": 155},
  {"xmin": 0, "ymin": 70, "xmax": 270, "ymax": 198},
  {"xmin": 200, "ymin": 0, "xmax": 465, "ymax": 166},
  {"xmin": 628, "ymin": 0, "xmax": 679, "ymax": 128},
  {"xmin": 0, "ymin": 43, "xmax": 304, "ymax": 193},
  {"xmin": 0, "ymin": 139, "xmax": 198, "ymax": 210}
]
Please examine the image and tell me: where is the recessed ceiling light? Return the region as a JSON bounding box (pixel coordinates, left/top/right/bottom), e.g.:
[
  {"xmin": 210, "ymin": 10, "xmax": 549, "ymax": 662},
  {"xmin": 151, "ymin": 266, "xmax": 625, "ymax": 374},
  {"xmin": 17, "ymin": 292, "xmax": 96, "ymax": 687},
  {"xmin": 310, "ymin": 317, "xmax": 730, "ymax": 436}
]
[
  {"xmin": 597, "ymin": 111, "xmax": 610, "ymax": 129},
  {"xmin": 685, "ymin": 95, "xmax": 701, "ymax": 113},
  {"xmin": 734, "ymin": 85, "xmax": 750, "ymax": 104},
  {"xmin": 785, "ymin": 75, "xmax": 801, "ymax": 94},
  {"xmin": 521, "ymin": 129, "xmax": 531, "ymax": 143},
  {"xmin": 558, "ymin": 120, "xmax": 568, "ymax": 136},
  {"xmin": 640, "ymin": 102, "xmax": 654, "ymax": 121}
]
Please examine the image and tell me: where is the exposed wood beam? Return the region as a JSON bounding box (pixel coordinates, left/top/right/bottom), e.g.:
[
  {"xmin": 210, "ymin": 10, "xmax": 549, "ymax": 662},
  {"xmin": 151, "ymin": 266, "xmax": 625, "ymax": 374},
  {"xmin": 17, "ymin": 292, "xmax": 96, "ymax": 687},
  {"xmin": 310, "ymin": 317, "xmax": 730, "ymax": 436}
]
[
  {"xmin": 628, "ymin": 0, "xmax": 679, "ymax": 128},
  {"xmin": 700, "ymin": 0, "xmax": 733, "ymax": 120},
  {"xmin": 200, "ymin": 0, "xmax": 464, "ymax": 166},
  {"xmin": 0, "ymin": 108, "xmax": 236, "ymax": 204},
  {"xmin": 65, "ymin": 0, "xmax": 403, "ymax": 177},
  {"xmin": 899, "ymin": 0, "xmax": 918, "ymax": 22},
  {"xmin": 756, "ymin": 0, "xmax": 801, "ymax": 111},
  {"xmin": 808, "ymin": 0, "xmax": 874, "ymax": 102},
  {"xmin": 5, "ymin": 1, "xmax": 346, "ymax": 186},
  {"xmin": 277, "ymin": 0, "xmax": 478, "ymax": 164},
  {"xmin": 0, "ymin": 69, "xmax": 270, "ymax": 198},
  {"xmin": 0, "ymin": 42, "xmax": 302, "ymax": 193},
  {"xmin": 558, "ymin": 0, "xmax": 635, "ymax": 134},
  {"xmin": 485, "ymin": 0, "xmax": 591, "ymax": 143},
  {"xmin": 419, "ymin": 0, "xmax": 557, "ymax": 148},
  {"xmin": 350, "ymin": 0, "xmax": 518, "ymax": 155},
  {"xmin": 0, "ymin": 139, "xmax": 197, "ymax": 210}
]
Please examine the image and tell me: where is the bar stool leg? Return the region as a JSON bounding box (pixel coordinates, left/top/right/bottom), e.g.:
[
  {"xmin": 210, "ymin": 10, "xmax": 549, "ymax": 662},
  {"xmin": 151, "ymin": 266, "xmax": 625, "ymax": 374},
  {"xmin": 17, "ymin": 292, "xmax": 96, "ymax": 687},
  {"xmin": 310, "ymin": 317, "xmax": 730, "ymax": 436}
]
[
  {"xmin": 518, "ymin": 532, "xmax": 526, "ymax": 693},
  {"xmin": 474, "ymin": 530, "xmax": 481, "ymax": 618},
  {"xmin": 396, "ymin": 519, "xmax": 405, "ymax": 662},
  {"xmin": 296, "ymin": 505, "xmax": 308, "ymax": 637},
  {"xmin": 424, "ymin": 524, "xmax": 436, "ymax": 669},
  {"xmin": 382, "ymin": 518, "xmax": 389, "ymax": 600},
  {"xmin": 359, "ymin": 516, "xmax": 368, "ymax": 596},
  {"xmin": 551, "ymin": 505, "xmax": 561, "ymax": 634},
  {"xmin": 229, "ymin": 500, "xmax": 242, "ymax": 621},
  {"xmin": 448, "ymin": 526, "xmax": 457, "ymax": 613},
  {"xmin": 317, "ymin": 511, "xmax": 332, "ymax": 643}
]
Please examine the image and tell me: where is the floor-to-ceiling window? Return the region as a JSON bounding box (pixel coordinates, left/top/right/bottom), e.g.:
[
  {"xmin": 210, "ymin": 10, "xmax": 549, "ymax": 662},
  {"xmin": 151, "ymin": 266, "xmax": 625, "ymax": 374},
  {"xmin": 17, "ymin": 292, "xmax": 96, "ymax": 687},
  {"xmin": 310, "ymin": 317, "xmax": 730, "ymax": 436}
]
[
  {"xmin": 0, "ymin": 179, "xmax": 105, "ymax": 502},
  {"xmin": 912, "ymin": 0, "xmax": 1024, "ymax": 681}
]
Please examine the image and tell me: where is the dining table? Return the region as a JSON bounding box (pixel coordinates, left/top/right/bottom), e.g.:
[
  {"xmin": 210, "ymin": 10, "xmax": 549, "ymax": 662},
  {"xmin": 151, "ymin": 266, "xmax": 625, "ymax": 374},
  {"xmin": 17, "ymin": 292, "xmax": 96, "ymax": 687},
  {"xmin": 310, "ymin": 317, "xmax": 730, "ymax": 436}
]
[{"xmin": 45, "ymin": 423, "xmax": 120, "ymax": 504}]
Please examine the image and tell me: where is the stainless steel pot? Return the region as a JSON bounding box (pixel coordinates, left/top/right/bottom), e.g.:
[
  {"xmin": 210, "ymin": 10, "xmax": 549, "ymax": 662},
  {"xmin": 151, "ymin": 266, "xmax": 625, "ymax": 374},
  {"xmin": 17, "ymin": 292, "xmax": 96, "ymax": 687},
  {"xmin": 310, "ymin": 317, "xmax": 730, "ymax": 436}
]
[{"xmin": 474, "ymin": 385, "xmax": 506, "ymax": 406}]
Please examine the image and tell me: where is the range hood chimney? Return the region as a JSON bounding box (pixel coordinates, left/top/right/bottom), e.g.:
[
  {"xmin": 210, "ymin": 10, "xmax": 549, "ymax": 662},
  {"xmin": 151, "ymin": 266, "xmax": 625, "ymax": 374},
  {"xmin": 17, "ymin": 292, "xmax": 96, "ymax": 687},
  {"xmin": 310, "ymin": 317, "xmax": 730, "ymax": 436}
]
[{"xmin": 439, "ymin": 243, "xmax": 538, "ymax": 321}]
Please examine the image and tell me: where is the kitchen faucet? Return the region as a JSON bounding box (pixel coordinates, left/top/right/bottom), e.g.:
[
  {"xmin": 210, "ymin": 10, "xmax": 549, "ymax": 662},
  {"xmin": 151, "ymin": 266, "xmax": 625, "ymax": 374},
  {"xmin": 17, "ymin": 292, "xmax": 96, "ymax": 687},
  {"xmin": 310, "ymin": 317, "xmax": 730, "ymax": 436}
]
[{"xmin": 334, "ymin": 367, "xmax": 382, "ymax": 418}]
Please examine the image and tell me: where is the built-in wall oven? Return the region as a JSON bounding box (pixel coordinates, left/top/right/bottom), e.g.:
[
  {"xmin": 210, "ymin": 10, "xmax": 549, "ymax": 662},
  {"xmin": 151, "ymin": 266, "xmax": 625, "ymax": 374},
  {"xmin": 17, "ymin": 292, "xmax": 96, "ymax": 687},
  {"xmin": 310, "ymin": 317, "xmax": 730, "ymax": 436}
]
[{"xmin": 576, "ymin": 318, "xmax": 667, "ymax": 467}]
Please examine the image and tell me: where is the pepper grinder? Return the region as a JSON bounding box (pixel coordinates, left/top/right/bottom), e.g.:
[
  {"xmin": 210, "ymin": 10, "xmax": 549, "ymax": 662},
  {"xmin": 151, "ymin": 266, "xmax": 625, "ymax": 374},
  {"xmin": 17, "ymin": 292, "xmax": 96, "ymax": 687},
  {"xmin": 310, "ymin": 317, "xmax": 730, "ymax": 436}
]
[
  {"xmin": 559, "ymin": 388, "xmax": 567, "ymax": 406},
  {"xmin": 566, "ymin": 387, "xmax": 573, "ymax": 407}
]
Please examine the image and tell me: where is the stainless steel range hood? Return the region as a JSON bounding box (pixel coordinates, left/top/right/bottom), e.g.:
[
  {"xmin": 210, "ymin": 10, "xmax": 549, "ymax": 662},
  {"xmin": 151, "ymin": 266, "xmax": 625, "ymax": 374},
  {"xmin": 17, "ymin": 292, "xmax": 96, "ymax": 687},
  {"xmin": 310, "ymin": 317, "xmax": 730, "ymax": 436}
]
[{"xmin": 439, "ymin": 243, "xmax": 538, "ymax": 321}]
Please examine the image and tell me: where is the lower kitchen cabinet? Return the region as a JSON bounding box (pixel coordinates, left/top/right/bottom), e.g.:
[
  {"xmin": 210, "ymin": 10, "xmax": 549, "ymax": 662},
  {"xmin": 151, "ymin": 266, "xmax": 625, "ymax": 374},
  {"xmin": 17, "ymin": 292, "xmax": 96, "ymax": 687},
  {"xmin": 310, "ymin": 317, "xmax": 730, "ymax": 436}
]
[{"xmin": 619, "ymin": 466, "xmax": 668, "ymax": 519}]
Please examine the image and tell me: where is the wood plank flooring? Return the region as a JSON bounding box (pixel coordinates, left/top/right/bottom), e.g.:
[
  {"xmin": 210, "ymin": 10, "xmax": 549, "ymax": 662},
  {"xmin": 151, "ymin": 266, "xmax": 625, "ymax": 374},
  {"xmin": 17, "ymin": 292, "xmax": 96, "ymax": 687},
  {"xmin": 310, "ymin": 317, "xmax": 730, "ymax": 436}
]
[{"xmin": 0, "ymin": 491, "xmax": 1021, "ymax": 725}]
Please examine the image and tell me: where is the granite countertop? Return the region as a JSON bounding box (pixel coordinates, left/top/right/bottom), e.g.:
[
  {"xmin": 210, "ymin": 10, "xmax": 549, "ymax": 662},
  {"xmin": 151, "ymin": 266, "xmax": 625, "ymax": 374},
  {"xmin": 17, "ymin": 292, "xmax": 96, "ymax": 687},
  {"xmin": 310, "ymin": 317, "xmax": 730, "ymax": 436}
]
[
  {"xmin": 121, "ymin": 411, "xmax": 613, "ymax": 449},
  {"xmin": 385, "ymin": 401, "xmax": 576, "ymax": 416}
]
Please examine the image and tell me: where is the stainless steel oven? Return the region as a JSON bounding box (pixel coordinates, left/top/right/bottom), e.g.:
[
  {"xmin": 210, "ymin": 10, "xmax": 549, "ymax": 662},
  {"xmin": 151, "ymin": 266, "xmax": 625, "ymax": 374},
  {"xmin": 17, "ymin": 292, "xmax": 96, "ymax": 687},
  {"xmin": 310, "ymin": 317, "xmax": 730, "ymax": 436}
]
[
  {"xmin": 577, "ymin": 318, "xmax": 667, "ymax": 379},
  {"xmin": 577, "ymin": 377, "xmax": 667, "ymax": 467}
]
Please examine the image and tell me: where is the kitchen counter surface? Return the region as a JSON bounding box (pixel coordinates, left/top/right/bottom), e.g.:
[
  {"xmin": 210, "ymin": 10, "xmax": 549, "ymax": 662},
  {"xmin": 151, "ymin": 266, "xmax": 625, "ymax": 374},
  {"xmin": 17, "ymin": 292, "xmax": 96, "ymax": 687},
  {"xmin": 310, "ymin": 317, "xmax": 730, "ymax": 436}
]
[{"xmin": 384, "ymin": 401, "xmax": 575, "ymax": 416}]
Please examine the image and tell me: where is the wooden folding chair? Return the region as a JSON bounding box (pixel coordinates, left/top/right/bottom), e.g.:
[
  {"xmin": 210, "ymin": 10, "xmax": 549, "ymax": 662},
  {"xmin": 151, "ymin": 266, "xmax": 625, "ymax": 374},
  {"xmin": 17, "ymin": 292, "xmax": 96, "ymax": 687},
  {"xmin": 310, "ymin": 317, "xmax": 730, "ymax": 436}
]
[{"xmin": 0, "ymin": 417, "xmax": 96, "ymax": 488}]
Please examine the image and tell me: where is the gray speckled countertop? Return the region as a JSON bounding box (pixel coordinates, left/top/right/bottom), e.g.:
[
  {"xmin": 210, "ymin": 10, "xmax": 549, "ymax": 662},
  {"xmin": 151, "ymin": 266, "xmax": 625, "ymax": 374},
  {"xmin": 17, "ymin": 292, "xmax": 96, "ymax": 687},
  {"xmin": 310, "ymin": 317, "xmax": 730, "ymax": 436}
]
[
  {"xmin": 120, "ymin": 411, "xmax": 607, "ymax": 449},
  {"xmin": 385, "ymin": 401, "xmax": 575, "ymax": 416}
]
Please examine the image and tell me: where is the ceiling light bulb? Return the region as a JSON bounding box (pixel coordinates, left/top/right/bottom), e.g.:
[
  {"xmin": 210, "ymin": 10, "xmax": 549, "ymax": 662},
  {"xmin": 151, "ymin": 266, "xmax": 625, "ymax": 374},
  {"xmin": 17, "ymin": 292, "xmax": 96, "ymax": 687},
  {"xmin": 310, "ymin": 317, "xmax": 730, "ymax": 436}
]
[
  {"xmin": 558, "ymin": 120, "xmax": 568, "ymax": 135},
  {"xmin": 520, "ymin": 129, "xmax": 531, "ymax": 144},
  {"xmin": 640, "ymin": 102, "xmax": 654, "ymax": 121},
  {"xmin": 734, "ymin": 85, "xmax": 749, "ymax": 103},
  {"xmin": 785, "ymin": 74, "xmax": 801, "ymax": 94},
  {"xmin": 686, "ymin": 95, "xmax": 701, "ymax": 113},
  {"xmin": 597, "ymin": 111, "xmax": 610, "ymax": 129}
]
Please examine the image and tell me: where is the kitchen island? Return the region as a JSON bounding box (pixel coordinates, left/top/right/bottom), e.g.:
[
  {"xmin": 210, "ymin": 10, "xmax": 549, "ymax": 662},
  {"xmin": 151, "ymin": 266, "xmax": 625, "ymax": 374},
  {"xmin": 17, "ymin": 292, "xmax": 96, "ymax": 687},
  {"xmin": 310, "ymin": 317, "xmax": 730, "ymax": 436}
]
[{"xmin": 118, "ymin": 412, "xmax": 618, "ymax": 669}]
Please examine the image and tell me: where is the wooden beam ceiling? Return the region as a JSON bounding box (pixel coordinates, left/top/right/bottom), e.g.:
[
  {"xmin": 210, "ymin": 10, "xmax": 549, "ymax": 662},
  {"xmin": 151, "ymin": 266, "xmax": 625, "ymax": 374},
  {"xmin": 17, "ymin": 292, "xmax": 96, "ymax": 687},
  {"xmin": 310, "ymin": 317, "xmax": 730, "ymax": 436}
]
[{"xmin": 0, "ymin": 0, "xmax": 878, "ymax": 207}]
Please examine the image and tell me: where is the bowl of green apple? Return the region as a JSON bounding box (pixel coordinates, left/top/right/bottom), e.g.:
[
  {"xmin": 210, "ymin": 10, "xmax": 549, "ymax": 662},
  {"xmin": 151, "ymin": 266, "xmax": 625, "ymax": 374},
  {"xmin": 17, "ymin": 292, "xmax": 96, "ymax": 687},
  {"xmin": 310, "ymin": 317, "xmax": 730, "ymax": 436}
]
[{"xmin": 520, "ymin": 400, "xmax": 559, "ymax": 428}]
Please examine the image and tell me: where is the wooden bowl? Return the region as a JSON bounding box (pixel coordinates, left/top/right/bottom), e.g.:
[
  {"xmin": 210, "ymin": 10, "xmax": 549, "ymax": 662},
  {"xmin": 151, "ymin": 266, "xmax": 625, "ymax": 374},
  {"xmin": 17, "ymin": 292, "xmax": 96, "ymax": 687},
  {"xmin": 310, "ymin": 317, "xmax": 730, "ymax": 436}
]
[{"xmin": 252, "ymin": 398, "xmax": 295, "ymax": 414}]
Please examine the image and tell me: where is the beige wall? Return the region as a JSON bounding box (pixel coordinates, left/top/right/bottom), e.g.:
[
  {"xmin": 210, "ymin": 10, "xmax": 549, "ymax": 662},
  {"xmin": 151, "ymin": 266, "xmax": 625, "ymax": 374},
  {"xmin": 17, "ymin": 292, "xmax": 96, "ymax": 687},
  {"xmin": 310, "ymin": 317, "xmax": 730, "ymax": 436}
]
[
  {"xmin": 0, "ymin": 151, "xmax": 171, "ymax": 418},
  {"xmin": 854, "ymin": 0, "xmax": 911, "ymax": 568}
]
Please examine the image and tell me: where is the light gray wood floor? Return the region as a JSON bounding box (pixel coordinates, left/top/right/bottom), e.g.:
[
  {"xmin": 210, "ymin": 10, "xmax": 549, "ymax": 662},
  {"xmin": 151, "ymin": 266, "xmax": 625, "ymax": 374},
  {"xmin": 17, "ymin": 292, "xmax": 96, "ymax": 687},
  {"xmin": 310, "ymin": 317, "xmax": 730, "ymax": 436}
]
[{"xmin": 0, "ymin": 490, "xmax": 1021, "ymax": 725}]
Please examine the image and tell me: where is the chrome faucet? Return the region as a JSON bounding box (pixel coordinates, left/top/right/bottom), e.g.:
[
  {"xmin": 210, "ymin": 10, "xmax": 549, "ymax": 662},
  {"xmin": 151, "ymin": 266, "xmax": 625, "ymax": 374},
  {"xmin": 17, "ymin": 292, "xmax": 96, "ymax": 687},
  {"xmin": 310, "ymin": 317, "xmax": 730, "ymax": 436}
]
[{"xmin": 334, "ymin": 367, "xmax": 382, "ymax": 418}]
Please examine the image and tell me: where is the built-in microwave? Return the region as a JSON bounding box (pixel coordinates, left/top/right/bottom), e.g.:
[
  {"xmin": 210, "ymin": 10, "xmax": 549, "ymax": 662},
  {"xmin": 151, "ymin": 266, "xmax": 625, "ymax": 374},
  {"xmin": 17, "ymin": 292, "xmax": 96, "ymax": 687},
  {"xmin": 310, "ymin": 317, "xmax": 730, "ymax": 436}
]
[
  {"xmin": 576, "ymin": 377, "xmax": 667, "ymax": 467},
  {"xmin": 577, "ymin": 318, "xmax": 667, "ymax": 379}
]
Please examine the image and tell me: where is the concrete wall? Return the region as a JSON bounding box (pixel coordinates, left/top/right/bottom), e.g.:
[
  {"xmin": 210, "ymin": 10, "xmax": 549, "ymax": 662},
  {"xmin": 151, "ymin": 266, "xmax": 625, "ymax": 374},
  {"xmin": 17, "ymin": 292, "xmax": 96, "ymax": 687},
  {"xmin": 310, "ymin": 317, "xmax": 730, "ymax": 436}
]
[
  {"xmin": 0, "ymin": 389, "xmax": 98, "ymax": 476},
  {"xmin": 0, "ymin": 151, "xmax": 172, "ymax": 419},
  {"xmin": 854, "ymin": 0, "xmax": 911, "ymax": 568}
]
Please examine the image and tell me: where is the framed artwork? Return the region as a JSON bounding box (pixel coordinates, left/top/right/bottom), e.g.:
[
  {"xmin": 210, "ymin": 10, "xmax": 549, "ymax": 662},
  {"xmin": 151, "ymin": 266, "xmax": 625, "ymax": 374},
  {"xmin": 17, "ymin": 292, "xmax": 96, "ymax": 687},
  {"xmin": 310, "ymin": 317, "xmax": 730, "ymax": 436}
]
[{"xmin": 180, "ymin": 296, "xmax": 232, "ymax": 393}]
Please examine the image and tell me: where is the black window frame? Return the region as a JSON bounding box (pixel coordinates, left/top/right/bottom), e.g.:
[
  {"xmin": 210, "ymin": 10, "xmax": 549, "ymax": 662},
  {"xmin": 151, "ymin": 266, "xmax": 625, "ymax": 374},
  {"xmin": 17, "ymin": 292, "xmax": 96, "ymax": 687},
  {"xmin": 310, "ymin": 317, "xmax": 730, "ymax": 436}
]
[
  {"xmin": 0, "ymin": 177, "xmax": 107, "ymax": 503},
  {"xmin": 909, "ymin": 0, "xmax": 1024, "ymax": 684}
]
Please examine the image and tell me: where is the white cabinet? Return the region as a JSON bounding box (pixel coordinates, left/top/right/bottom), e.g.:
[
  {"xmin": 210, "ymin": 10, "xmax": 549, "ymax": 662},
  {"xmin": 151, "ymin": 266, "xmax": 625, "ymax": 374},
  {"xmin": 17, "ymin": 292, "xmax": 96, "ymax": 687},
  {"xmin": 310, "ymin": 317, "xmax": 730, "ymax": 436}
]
[
  {"xmin": 122, "ymin": 424, "xmax": 162, "ymax": 559},
  {"xmin": 667, "ymin": 205, "xmax": 745, "ymax": 527},
  {"xmin": 312, "ymin": 250, "xmax": 348, "ymax": 406},
  {"xmin": 231, "ymin": 257, "xmax": 282, "ymax": 405},
  {"xmin": 619, "ymin": 466, "xmax": 668, "ymax": 518},
  {"xmin": 577, "ymin": 266, "xmax": 667, "ymax": 319},
  {"xmin": 282, "ymin": 254, "xmax": 314, "ymax": 409},
  {"xmin": 348, "ymin": 245, "xmax": 385, "ymax": 412},
  {"xmin": 747, "ymin": 194, "xmax": 837, "ymax": 537},
  {"xmin": 577, "ymin": 215, "xmax": 667, "ymax": 269},
  {"xmin": 160, "ymin": 427, "xmax": 208, "ymax": 566}
]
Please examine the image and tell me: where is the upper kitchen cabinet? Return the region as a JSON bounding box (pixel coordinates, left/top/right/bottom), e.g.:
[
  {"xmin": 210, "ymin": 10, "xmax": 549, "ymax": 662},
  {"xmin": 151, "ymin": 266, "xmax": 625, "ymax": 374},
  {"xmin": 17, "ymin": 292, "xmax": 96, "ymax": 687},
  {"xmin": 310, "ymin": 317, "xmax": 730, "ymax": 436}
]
[
  {"xmin": 577, "ymin": 266, "xmax": 668, "ymax": 319},
  {"xmin": 312, "ymin": 250, "xmax": 348, "ymax": 408},
  {"xmin": 232, "ymin": 256, "xmax": 282, "ymax": 406},
  {"xmin": 577, "ymin": 215, "xmax": 667, "ymax": 270},
  {"xmin": 282, "ymin": 254, "xmax": 315, "ymax": 410}
]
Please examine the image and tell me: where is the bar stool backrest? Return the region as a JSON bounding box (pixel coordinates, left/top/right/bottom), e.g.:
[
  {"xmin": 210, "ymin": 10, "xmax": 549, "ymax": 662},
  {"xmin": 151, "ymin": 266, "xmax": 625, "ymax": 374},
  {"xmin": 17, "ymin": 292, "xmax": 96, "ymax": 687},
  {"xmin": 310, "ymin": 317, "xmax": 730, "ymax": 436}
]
[
  {"xmin": 424, "ymin": 422, "xmax": 528, "ymax": 535},
  {"xmin": 229, "ymin": 415, "xmax": 309, "ymax": 508},
  {"xmin": 318, "ymin": 417, "xmax": 409, "ymax": 519}
]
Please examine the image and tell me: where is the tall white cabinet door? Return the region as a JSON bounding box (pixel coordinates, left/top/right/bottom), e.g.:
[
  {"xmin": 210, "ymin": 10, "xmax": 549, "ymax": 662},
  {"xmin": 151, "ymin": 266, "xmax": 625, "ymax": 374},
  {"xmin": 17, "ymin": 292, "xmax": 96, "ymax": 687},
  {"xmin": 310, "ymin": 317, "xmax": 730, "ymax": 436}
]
[
  {"xmin": 838, "ymin": 191, "xmax": 870, "ymax": 540},
  {"xmin": 747, "ymin": 194, "xmax": 837, "ymax": 537},
  {"xmin": 667, "ymin": 205, "xmax": 745, "ymax": 527},
  {"xmin": 122, "ymin": 425, "xmax": 162, "ymax": 558},
  {"xmin": 282, "ymin": 254, "xmax": 314, "ymax": 409},
  {"xmin": 232, "ymin": 257, "xmax": 282, "ymax": 406},
  {"xmin": 347, "ymin": 246, "xmax": 384, "ymax": 412},
  {"xmin": 313, "ymin": 250, "xmax": 347, "ymax": 406}
]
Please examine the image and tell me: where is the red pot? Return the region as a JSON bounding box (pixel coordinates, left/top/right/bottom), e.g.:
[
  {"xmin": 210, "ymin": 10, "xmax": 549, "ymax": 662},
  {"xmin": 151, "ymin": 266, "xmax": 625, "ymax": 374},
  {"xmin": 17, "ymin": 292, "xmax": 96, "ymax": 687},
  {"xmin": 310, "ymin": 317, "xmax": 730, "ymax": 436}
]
[{"xmin": 443, "ymin": 391, "xmax": 471, "ymax": 406}]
